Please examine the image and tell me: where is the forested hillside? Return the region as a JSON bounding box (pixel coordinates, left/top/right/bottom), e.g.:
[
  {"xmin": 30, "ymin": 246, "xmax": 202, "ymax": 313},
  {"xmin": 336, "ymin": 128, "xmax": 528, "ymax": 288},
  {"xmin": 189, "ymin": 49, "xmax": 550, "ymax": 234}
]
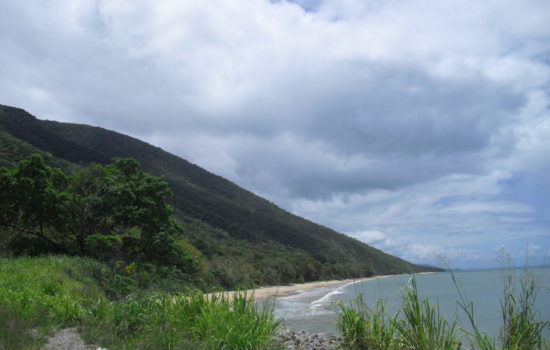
[{"xmin": 0, "ymin": 104, "xmax": 437, "ymax": 288}]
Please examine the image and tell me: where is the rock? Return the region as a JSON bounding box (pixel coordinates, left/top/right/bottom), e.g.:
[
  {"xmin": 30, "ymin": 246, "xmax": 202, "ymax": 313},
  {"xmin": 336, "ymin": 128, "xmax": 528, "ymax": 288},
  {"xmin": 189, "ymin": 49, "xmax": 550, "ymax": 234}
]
[
  {"xmin": 41, "ymin": 328, "xmax": 101, "ymax": 350},
  {"xmin": 277, "ymin": 330, "xmax": 342, "ymax": 350}
]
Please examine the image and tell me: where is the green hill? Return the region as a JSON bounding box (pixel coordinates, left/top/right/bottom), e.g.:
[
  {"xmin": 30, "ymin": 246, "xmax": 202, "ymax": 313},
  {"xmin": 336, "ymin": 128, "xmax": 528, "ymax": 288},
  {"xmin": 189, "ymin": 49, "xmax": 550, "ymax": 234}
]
[{"xmin": 0, "ymin": 104, "xmax": 437, "ymax": 287}]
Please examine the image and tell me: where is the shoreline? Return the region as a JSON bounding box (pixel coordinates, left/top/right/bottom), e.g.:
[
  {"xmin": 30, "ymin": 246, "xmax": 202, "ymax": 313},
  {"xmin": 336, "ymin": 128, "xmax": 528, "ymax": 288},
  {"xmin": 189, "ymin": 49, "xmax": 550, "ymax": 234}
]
[{"xmin": 210, "ymin": 273, "xmax": 426, "ymax": 301}]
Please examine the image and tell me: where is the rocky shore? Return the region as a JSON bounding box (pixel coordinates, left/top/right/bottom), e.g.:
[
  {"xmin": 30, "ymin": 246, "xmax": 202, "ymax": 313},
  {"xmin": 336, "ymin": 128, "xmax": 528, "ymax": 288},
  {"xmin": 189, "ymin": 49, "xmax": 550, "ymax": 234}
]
[{"xmin": 277, "ymin": 330, "xmax": 343, "ymax": 350}]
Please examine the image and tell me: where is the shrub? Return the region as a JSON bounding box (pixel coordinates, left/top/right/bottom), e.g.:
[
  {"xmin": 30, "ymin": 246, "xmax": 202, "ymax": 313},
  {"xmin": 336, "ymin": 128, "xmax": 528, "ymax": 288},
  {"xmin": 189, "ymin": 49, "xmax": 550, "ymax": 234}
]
[
  {"xmin": 1, "ymin": 256, "xmax": 282, "ymax": 350},
  {"xmin": 337, "ymin": 297, "xmax": 398, "ymax": 349}
]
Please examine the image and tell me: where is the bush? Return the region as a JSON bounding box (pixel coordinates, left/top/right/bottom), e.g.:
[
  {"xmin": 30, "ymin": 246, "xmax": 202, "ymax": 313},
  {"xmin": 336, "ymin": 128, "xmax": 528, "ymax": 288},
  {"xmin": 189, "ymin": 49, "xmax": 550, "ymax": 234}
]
[
  {"xmin": 85, "ymin": 234, "xmax": 122, "ymax": 262},
  {"xmin": 337, "ymin": 297, "xmax": 398, "ymax": 349},
  {"xmin": 0, "ymin": 256, "xmax": 282, "ymax": 350}
]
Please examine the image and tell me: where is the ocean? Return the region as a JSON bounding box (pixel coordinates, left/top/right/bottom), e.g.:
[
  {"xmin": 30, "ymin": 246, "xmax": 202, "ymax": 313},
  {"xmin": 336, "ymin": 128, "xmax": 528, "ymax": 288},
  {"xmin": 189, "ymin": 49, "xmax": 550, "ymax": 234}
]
[{"xmin": 272, "ymin": 267, "xmax": 550, "ymax": 340}]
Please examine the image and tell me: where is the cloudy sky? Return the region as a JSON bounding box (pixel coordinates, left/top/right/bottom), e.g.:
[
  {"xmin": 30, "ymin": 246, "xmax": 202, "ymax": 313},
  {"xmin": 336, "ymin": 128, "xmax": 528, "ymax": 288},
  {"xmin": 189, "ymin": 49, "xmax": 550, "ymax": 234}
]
[{"xmin": 1, "ymin": 0, "xmax": 549, "ymax": 269}]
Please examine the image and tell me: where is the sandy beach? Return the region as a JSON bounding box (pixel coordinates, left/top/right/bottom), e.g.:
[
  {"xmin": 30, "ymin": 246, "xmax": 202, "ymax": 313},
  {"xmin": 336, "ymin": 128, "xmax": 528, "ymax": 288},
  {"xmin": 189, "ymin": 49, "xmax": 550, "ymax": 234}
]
[
  {"xmin": 210, "ymin": 274, "xmax": 403, "ymax": 301},
  {"xmin": 248, "ymin": 278, "xmax": 360, "ymax": 300}
]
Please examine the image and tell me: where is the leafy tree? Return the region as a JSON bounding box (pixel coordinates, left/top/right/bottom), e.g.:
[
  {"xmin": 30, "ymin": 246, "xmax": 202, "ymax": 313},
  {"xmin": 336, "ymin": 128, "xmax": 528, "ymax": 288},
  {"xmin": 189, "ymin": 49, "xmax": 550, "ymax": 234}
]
[
  {"xmin": 0, "ymin": 154, "xmax": 68, "ymax": 253},
  {"xmin": 0, "ymin": 155, "xmax": 201, "ymax": 274},
  {"xmin": 61, "ymin": 158, "xmax": 174, "ymax": 258}
]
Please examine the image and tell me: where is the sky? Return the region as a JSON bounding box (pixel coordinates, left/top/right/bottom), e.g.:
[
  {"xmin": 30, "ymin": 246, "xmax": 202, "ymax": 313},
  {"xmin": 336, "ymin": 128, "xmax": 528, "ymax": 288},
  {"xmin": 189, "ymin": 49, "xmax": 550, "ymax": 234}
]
[{"xmin": 1, "ymin": 0, "xmax": 549, "ymax": 269}]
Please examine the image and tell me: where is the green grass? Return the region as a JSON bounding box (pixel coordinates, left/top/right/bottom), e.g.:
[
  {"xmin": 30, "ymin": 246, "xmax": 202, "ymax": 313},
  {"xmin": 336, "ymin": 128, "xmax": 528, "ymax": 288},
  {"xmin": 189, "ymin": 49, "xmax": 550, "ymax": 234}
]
[
  {"xmin": 337, "ymin": 273, "xmax": 549, "ymax": 350},
  {"xmin": 453, "ymin": 269, "xmax": 550, "ymax": 350},
  {"xmin": 83, "ymin": 291, "xmax": 281, "ymax": 349},
  {"xmin": 0, "ymin": 255, "xmax": 282, "ymax": 350},
  {"xmin": 336, "ymin": 277, "xmax": 460, "ymax": 350},
  {"xmin": 337, "ymin": 297, "xmax": 399, "ymax": 349},
  {"xmin": 395, "ymin": 278, "xmax": 460, "ymax": 350},
  {"xmin": 499, "ymin": 271, "xmax": 548, "ymax": 349},
  {"xmin": 0, "ymin": 255, "xmax": 104, "ymax": 349}
]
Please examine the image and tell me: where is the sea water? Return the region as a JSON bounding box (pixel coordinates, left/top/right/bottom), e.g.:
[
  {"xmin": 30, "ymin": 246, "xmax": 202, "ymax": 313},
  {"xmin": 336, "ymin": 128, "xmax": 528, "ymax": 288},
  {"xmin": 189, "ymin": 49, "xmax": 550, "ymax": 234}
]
[{"xmin": 272, "ymin": 267, "xmax": 550, "ymax": 339}]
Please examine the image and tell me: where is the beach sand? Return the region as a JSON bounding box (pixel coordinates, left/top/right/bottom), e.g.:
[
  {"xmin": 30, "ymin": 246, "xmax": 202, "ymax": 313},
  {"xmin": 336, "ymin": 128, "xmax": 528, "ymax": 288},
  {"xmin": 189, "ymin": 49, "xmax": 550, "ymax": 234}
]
[
  {"xmin": 210, "ymin": 274, "xmax": 402, "ymax": 301},
  {"xmin": 248, "ymin": 279, "xmax": 359, "ymax": 300}
]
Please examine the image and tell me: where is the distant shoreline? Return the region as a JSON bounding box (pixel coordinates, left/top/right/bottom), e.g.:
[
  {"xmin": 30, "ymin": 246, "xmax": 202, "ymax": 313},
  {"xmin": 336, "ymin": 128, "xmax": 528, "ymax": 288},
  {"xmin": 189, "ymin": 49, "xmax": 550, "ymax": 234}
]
[{"xmin": 211, "ymin": 272, "xmax": 433, "ymax": 301}]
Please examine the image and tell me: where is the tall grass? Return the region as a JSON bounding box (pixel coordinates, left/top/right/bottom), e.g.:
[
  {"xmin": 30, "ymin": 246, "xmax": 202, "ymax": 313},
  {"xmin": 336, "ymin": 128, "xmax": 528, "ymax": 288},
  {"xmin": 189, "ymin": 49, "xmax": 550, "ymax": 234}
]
[
  {"xmin": 336, "ymin": 297, "xmax": 399, "ymax": 349},
  {"xmin": 0, "ymin": 256, "xmax": 104, "ymax": 349},
  {"xmin": 499, "ymin": 271, "xmax": 548, "ymax": 349},
  {"xmin": 453, "ymin": 268, "xmax": 550, "ymax": 350},
  {"xmin": 337, "ymin": 271, "xmax": 549, "ymax": 350},
  {"xmin": 0, "ymin": 256, "xmax": 282, "ymax": 350},
  {"xmin": 85, "ymin": 291, "xmax": 281, "ymax": 349},
  {"xmin": 337, "ymin": 277, "xmax": 460, "ymax": 350},
  {"xmin": 395, "ymin": 278, "xmax": 460, "ymax": 350}
]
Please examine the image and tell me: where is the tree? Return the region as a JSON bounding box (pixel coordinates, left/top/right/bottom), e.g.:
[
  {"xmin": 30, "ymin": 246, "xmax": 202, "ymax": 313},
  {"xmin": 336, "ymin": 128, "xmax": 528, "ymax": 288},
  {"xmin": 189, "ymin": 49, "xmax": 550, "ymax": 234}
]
[
  {"xmin": 0, "ymin": 154, "xmax": 68, "ymax": 253},
  {"xmin": 0, "ymin": 155, "xmax": 201, "ymax": 273},
  {"xmin": 61, "ymin": 158, "xmax": 173, "ymax": 258}
]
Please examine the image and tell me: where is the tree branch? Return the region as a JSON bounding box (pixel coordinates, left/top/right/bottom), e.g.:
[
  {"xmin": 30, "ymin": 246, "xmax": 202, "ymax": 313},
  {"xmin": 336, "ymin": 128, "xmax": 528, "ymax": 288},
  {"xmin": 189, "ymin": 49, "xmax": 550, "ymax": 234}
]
[{"xmin": 1, "ymin": 223, "xmax": 65, "ymax": 251}]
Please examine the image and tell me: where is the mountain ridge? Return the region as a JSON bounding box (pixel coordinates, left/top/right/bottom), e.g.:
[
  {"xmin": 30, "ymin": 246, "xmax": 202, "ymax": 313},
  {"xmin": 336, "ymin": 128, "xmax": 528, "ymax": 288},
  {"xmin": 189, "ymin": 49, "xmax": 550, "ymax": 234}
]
[{"xmin": 0, "ymin": 104, "xmax": 439, "ymax": 287}]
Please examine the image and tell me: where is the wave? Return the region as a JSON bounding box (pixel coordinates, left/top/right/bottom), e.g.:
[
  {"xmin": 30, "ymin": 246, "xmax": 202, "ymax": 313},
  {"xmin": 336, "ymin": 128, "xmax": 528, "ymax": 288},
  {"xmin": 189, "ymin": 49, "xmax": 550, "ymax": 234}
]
[{"xmin": 310, "ymin": 286, "xmax": 346, "ymax": 311}]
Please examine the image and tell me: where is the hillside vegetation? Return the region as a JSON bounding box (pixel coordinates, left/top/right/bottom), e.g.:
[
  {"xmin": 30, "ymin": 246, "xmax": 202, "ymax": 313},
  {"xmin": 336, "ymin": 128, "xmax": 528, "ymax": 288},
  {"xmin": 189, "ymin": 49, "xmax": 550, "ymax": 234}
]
[
  {"xmin": 0, "ymin": 256, "xmax": 280, "ymax": 350},
  {"xmin": 0, "ymin": 104, "xmax": 437, "ymax": 289}
]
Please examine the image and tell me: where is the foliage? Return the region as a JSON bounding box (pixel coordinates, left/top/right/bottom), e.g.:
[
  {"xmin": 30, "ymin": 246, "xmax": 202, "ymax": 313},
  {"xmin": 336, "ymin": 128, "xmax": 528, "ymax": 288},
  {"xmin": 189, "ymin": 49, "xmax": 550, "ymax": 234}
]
[
  {"xmin": 0, "ymin": 154, "xmax": 202, "ymax": 276},
  {"xmin": 338, "ymin": 273, "xmax": 549, "ymax": 350},
  {"xmin": 337, "ymin": 277, "xmax": 460, "ymax": 350},
  {"xmin": 0, "ymin": 127, "xmax": 74, "ymax": 170},
  {"xmin": 0, "ymin": 104, "xmax": 440, "ymax": 289},
  {"xmin": 1, "ymin": 155, "xmax": 68, "ymax": 253},
  {"xmin": 453, "ymin": 267, "xmax": 550, "ymax": 350},
  {"xmin": 0, "ymin": 256, "xmax": 282, "ymax": 350},
  {"xmin": 337, "ymin": 297, "xmax": 399, "ymax": 349},
  {"xmin": 499, "ymin": 271, "xmax": 549, "ymax": 349},
  {"xmin": 85, "ymin": 291, "xmax": 281, "ymax": 350},
  {"xmin": 394, "ymin": 278, "xmax": 460, "ymax": 350},
  {"xmin": 0, "ymin": 256, "xmax": 104, "ymax": 349}
]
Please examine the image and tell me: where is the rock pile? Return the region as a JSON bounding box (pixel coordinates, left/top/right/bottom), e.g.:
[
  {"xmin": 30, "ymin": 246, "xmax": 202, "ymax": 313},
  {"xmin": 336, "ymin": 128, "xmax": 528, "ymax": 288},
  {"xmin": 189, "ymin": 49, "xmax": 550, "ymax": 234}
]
[{"xmin": 277, "ymin": 330, "xmax": 342, "ymax": 350}]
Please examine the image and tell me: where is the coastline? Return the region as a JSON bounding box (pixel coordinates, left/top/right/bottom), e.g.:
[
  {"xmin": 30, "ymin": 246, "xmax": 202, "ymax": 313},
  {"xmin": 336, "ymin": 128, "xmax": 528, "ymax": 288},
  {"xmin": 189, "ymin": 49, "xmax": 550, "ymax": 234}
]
[
  {"xmin": 250, "ymin": 278, "xmax": 362, "ymax": 300},
  {"xmin": 210, "ymin": 273, "xmax": 413, "ymax": 301}
]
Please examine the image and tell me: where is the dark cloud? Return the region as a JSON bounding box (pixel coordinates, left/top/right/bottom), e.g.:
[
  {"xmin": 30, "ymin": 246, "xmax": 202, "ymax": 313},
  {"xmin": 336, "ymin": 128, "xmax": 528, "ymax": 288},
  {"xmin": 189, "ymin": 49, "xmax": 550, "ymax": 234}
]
[
  {"xmin": 299, "ymin": 64, "xmax": 523, "ymax": 157},
  {"xmin": 1, "ymin": 0, "xmax": 549, "ymax": 268},
  {"xmin": 197, "ymin": 62, "xmax": 524, "ymax": 199}
]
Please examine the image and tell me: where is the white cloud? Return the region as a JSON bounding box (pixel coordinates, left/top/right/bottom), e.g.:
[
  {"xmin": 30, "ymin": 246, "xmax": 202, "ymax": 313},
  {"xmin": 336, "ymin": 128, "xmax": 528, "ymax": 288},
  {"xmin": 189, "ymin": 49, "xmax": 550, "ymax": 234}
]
[
  {"xmin": 353, "ymin": 230, "xmax": 387, "ymax": 244},
  {"xmin": 400, "ymin": 243, "xmax": 482, "ymax": 266},
  {"xmin": 0, "ymin": 0, "xmax": 549, "ymax": 268}
]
